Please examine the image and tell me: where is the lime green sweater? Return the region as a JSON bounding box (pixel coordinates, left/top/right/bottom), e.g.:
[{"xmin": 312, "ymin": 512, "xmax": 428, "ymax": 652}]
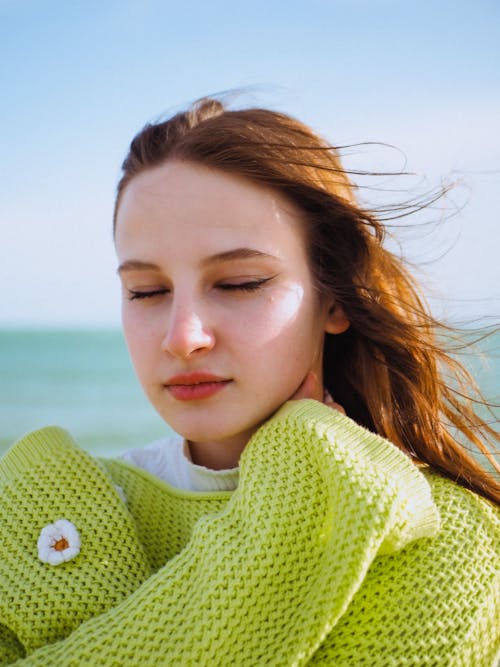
[{"xmin": 0, "ymin": 401, "xmax": 498, "ymax": 666}]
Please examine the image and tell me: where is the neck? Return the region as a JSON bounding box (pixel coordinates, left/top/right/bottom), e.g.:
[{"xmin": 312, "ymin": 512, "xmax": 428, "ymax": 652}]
[{"xmin": 187, "ymin": 426, "xmax": 258, "ymax": 470}]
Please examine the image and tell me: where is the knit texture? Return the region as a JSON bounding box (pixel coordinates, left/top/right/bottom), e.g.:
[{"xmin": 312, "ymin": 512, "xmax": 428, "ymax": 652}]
[
  {"xmin": 0, "ymin": 428, "xmax": 152, "ymax": 656},
  {"xmin": 0, "ymin": 400, "xmax": 498, "ymax": 666}
]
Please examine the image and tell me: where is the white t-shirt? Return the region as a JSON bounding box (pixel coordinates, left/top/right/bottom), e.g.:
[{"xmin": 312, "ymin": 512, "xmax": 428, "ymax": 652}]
[{"xmin": 119, "ymin": 433, "xmax": 239, "ymax": 492}]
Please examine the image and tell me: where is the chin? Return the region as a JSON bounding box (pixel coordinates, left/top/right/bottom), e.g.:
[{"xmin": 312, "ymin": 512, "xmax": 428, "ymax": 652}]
[
  {"xmin": 157, "ymin": 398, "xmax": 279, "ymax": 444},
  {"xmin": 174, "ymin": 415, "xmax": 257, "ymax": 447},
  {"xmin": 163, "ymin": 416, "xmax": 230, "ymax": 441}
]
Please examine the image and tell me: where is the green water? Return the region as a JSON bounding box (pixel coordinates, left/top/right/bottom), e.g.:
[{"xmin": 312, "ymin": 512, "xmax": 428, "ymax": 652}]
[{"xmin": 0, "ymin": 329, "xmax": 169, "ymax": 457}]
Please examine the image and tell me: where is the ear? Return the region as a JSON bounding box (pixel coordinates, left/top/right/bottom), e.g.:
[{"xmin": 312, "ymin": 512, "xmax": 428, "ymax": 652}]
[{"xmin": 324, "ymin": 301, "xmax": 350, "ymax": 334}]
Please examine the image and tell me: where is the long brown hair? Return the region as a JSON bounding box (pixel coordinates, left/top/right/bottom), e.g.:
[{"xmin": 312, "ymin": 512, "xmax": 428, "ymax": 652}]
[{"xmin": 114, "ymin": 97, "xmax": 500, "ymax": 505}]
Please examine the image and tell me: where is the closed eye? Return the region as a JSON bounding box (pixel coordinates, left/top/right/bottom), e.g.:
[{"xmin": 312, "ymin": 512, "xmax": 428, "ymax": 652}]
[
  {"xmin": 216, "ymin": 277, "xmax": 276, "ymax": 292},
  {"xmin": 128, "ymin": 288, "xmax": 169, "ymax": 301}
]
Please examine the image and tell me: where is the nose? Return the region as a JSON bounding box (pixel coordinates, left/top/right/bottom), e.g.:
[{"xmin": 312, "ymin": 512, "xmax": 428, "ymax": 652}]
[{"xmin": 161, "ymin": 299, "xmax": 215, "ymax": 359}]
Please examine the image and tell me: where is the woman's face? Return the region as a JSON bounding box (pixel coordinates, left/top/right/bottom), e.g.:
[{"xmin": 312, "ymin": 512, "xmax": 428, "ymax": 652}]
[{"xmin": 115, "ymin": 161, "xmax": 348, "ymax": 468}]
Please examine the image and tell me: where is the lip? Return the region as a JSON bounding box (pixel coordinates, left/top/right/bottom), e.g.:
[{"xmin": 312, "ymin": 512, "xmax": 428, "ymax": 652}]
[
  {"xmin": 166, "ymin": 372, "xmax": 228, "ymax": 385},
  {"xmin": 165, "ymin": 372, "xmax": 232, "ymax": 401}
]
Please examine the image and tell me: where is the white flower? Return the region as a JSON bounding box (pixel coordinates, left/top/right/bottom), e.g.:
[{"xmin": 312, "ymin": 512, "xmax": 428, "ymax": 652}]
[{"xmin": 37, "ymin": 519, "xmax": 81, "ymax": 565}]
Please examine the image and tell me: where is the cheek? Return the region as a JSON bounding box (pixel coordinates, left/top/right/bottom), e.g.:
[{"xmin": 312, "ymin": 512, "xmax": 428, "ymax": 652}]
[
  {"xmin": 121, "ymin": 308, "xmax": 157, "ymax": 379},
  {"xmin": 232, "ymin": 287, "xmax": 323, "ymax": 363},
  {"xmin": 121, "ymin": 308, "xmax": 140, "ymax": 352},
  {"xmin": 244, "ymin": 286, "xmax": 306, "ymax": 341}
]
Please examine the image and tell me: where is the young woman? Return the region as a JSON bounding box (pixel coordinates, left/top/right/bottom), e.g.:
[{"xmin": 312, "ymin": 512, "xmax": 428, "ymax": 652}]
[{"xmin": 0, "ymin": 98, "xmax": 498, "ymax": 666}]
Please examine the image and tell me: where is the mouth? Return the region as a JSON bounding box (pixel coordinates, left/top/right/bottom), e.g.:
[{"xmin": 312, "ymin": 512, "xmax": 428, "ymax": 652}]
[{"xmin": 165, "ymin": 373, "xmax": 232, "ymax": 401}]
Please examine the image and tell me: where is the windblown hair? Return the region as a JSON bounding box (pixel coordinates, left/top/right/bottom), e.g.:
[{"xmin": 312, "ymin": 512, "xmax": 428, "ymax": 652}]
[{"xmin": 114, "ymin": 97, "xmax": 500, "ymax": 505}]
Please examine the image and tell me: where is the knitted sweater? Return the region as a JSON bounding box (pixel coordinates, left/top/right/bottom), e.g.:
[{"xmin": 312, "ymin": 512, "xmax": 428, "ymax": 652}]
[{"xmin": 0, "ymin": 401, "xmax": 498, "ymax": 666}]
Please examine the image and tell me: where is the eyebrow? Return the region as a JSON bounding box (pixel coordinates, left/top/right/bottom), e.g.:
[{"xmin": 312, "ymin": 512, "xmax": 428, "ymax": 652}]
[
  {"xmin": 117, "ymin": 260, "xmax": 161, "ymax": 274},
  {"xmin": 117, "ymin": 248, "xmax": 277, "ymax": 274},
  {"xmin": 202, "ymin": 248, "xmax": 276, "ymax": 266}
]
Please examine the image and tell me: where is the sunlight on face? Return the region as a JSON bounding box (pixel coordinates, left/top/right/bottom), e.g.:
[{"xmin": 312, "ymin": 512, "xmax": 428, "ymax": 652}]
[{"xmin": 115, "ymin": 160, "xmax": 346, "ymax": 468}]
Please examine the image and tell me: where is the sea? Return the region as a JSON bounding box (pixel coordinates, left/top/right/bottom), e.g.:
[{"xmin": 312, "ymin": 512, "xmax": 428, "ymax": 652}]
[
  {"xmin": 0, "ymin": 329, "xmax": 170, "ymax": 458},
  {"xmin": 0, "ymin": 328, "xmax": 498, "ymax": 459}
]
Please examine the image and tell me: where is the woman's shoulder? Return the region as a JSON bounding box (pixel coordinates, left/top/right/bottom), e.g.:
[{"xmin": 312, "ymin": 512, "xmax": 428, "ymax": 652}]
[
  {"xmin": 415, "ymin": 467, "xmax": 499, "ymax": 590},
  {"xmin": 422, "ymin": 466, "xmax": 500, "ymax": 538},
  {"xmin": 313, "ymin": 468, "xmax": 500, "ymax": 665}
]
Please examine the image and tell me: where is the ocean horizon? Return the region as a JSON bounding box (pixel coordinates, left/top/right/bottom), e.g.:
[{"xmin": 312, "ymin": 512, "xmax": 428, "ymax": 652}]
[{"xmin": 1, "ymin": 327, "xmax": 498, "ymax": 459}]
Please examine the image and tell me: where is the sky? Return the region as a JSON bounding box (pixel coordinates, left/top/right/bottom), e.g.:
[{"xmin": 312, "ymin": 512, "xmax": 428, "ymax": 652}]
[{"xmin": 1, "ymin": 0, "xmax": 499, "ymax": 327}]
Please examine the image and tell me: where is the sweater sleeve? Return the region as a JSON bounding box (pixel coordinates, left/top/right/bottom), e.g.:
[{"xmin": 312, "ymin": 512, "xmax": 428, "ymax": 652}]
[
  {"xmin": 7, "ymin": 400, "xmax": 439, "ymax": 666},
  {"xmin": 0, "ymin": 426, "xmax": 152, "ymax": 662},
  {"xmin": 308, "ymin": 469, "xmax": 500, "ymax": 666},
  {"xmin": 0, "ymin": 626, "xmax": 23, "ymax": 667}
]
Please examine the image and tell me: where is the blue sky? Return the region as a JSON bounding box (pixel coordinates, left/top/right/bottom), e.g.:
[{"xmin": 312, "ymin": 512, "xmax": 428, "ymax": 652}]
[{"xmin": 1, "ymin": 0, "xmax": 499, "ymax": 326}]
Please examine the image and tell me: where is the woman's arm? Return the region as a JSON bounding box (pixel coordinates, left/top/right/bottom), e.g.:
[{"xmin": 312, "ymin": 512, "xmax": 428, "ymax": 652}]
[
  {"xmin": 0, "ymin": 626, "xmax": 23, "ymax": 666},
  {"xmin": 7, "ymin": 400, "xmax": 438, "ymax": 666},
  {"xmin": 308, "ymin": 469, "xmax": 500, "ymax": 666},
  {"xmin": 0, "ymin": 427, "xmax": 152, "ymax": 660}
]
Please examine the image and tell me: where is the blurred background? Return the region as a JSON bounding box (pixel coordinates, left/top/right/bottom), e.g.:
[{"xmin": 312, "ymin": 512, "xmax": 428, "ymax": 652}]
[{"xmin": 1, "ymin": 0, "xmax": 499, "ymax": 455}]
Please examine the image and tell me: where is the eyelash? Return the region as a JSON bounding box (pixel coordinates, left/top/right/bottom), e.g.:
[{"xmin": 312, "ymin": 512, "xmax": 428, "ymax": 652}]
[
  {"xmin": 217, "ymin": 278, "xmax": 271, "ymax": 292},
  {"xmin": 128, "ymin": 289, "xmax": 168, "ymax": 301},
  {"xmin": 127, "ymin": 278, "xmax": 273, "ymax": 301}
]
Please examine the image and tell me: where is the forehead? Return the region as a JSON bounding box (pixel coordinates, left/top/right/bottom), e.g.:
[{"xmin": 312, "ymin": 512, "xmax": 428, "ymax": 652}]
[{"xmin": 115, "ymin": 160, "xmax": 309, "ymax": 259}]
